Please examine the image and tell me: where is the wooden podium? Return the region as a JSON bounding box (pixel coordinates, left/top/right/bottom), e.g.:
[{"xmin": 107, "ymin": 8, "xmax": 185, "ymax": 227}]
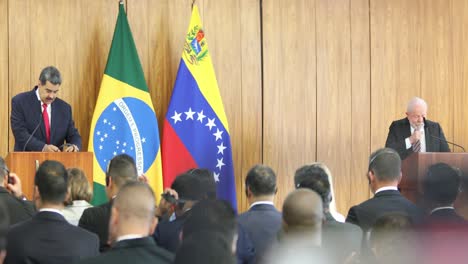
[
  {"xmin": 400, "ymin": 152, "xmax": 468, "ymax": 214},
  {"xmin": 5, "ymin": 152, "xmax": 93, "ymax": 200}
]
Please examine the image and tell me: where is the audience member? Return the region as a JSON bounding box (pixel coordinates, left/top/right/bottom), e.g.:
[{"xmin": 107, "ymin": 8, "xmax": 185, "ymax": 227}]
[
  {"xmin": 295, "ymin": 163, "xmax": 362, "ymax": 262},
  {"xmin": 346, "ymin": 148, "xmax": 424, "ymax": 232},
  {"xmin": 79, "ymin": 154, "xmax": 138, "ymax": 252},
  {"xmin": 153, "ymin": 172, "xmax": 204, "ymax": 252},
  {"xmin": 237, "ymin": 164, "xmax": 281, "ymax": 263},
  {"xmin": 175, "ymin": 231, "xmax": 236, "ymax": 264},
  {"xmin": 367, "ymin": 213, "xmax": 417, "ymax": 264},
  {"xmin": 0, "ymin": 201, "xmax": 8, "ymax": 264},
  {"xmin": 0, "ymin": 157, "xmax": 35, "ymax": 225},
  {"xmin": 265, "ymin": 189, "xmax": 326, "ymax": 263},
  {"xmin": 423, "ymin": 163, "xmax": 466, "ymax": 224},
  {"xmin": 178, "ymin": 199, "xmax": 237, "ymax": 264},
  {"xmin": 78, "ymin": 182, "xmax": 173, "ymax": 264},
  {"xmin": 5, "ymin": 160, "xmax": 99, "ymax": 264},
  {"xmin": 63, "ymin": 168, "xmax": 92, "ymax": 225},
  {"xmin": 187, "ymin": 168, "xmax": 217, "ymax": 200}
]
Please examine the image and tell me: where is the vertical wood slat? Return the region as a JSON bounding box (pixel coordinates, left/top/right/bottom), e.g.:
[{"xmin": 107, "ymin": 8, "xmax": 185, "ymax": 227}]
[
  {"xmin": 0, "ymin": 0, "xmax": 8, "ymax": 158},
  {"xmin": 263, "ymin": 0, "xmax": 317, "ymax": 209}
]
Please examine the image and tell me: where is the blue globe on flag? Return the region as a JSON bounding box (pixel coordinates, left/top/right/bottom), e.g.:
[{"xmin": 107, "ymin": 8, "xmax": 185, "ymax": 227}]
[{"xmin": 93, "ymin": 97, "xmax": 158, "ymax": 175}]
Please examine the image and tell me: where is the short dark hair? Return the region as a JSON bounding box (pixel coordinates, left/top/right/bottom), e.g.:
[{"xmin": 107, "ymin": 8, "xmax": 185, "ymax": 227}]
[
  {"xmin": 368, "ymin": 148, "xmax": 401, "ymax": 181},
  {"xmin": 245, "ymin": 164, "xmax": 277, "ymax": 196},
  {"xmin": 35, "ymin": 160, "xmax": 68, "ymax": 204},
  {"xmin": 182, "ymin": 199, "xmax": 237, "ymax": 243},
  {"xmin": 175, "ymin": 230, "xmax": 236, "ymax": 264},
  {"xmin": 423, "ymin": 163, "xmax": 460, "ymax": 205},
  {"xmin": 171, "ymin": 173, "xmax": 204, "ymax": 201},
  {"xmin": 187, "ymin": 168, "xmax": 217, "ymax": 200},
  {"xmin": 106, "ymin": 154, "xmax": 138, "ymax": 188},
  {"xmin": 39, "ymin": 66, "xmax": 62, "ymax": 85},
  {"xmin": 294, "ymin": 164, "xmax": 332, "ymax": 207}
]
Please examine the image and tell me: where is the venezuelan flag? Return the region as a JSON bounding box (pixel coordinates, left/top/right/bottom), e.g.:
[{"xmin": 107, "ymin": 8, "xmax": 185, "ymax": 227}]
[
  {"xmin": 162, "ymin": 5, "xmax": 237, "ymax": 211},
  {"xmin": 88, "ymin": 2, "xmax": 163, "ymax": 205}
]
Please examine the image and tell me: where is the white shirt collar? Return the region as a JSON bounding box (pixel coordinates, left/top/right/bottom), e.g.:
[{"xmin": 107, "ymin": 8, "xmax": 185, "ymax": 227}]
[
  {"xmin": 375, "ymin": 186, "xmax": 398, "ymax": 194},
  {"xmin": 249, "ymin": 201, "xmax": 274, "ymax": 209},
  {"xmin": 116, "ymin": 234, "xmax": 145, "ymax": 242},
  {"xmin": 39, "ymin": 208, "xmax": 64, "ymax": 216},
  {"xmin": 430, "ymin": 206, "xmax": 455, "ymax": 214}
]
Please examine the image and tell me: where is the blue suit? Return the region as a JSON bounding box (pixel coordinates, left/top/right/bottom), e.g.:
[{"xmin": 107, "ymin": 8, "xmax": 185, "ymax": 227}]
[
  {"xmin": 11, "ymin": 87, "xmax": 82, "ymax": 151},
  {"xmin": 237, "ymin": 203, "xmax": 282, "ymax": 263}
]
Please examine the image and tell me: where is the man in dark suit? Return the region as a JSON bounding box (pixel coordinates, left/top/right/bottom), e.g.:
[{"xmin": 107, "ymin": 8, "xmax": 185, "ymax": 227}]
[
  {"xmin": 5, "ymin": 160, "xmax": 99, "ymax": 264},
  {"xmin": 385, "ymin": 97, "xmax": 450, "ymax": 160},
  {"xmin": 0, "ymin": 157, "xmax": 35, "ymax": 225},
  {"xmin": 346, "ymin": 148, "xmax": 424, "ymax": 232},
  {"xmin": 79, "ymin": 154, "xmax": 138, "ymax": 252},
  {"xmin": 423, "ymin": 163, "xmax": 467, "ymax": 224},
  {"xmin": 294, "ymin": 163, "xmax": 362, "ymax": 263},
  {"xmin": 237, "ymin": 165, "xmax": 282, "ymax": 263},
  {"xmin": 0, "ymin": 200, "xmax": 8, "ymax": 264},
  {"xmin": 79, "ymin": 182, "xmax": 173, "ymax": 264},
  {"xmin": 11, "ymin": 66, "xmax": 81, "ymax": 152}
]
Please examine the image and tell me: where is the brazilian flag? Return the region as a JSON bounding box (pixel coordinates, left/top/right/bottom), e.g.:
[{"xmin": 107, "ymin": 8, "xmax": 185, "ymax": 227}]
[{"xmin": 88, "ymin": 2, "xmax": 162, "ymax": 205}]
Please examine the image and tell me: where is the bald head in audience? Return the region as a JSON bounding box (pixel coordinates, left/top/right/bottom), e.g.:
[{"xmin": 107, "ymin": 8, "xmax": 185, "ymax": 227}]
[
  {"xmin": 108, "ymin": 182, "xmax": 157, "ymax": 244},
  {"xmin": 282, "ymin": 189, "xmax": 323, "ymax": 236}
]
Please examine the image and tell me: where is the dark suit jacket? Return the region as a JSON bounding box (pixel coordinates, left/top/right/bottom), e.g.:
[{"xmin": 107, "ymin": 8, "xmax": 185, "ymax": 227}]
[
  {"xmin": 152, "ymin": 211, "xmax": 189, "ymax": 253},
  {"xmin": 323, "ymin": 212, "xmax": 363, "ymax": 262},
  {"xmin": 346, "ymin": 190, "xmax": 424, "ymax": 232},
  {"xmin": 237, "ymin": 203, "xmax": 282, "ymax": 263},
  {"xmin": 11, "ymin": 87, "xmax": 82, "ymax": 151},
  {"xmin": 0, "ymin": 187, "xmax": 35, "ymax": 225},
  {"xmin": 78, "ymin": 237, "xmax": 173, "ymax": 264},
  {"xmin": 79, "ymin": 200, "xmax": 112, "ymax": 252},
  {"xmin": 5, "ymin": 211, "xmax": 99, "ymax": 264},
  {"xmin": 385, "ymin": 118, "xmax": 450, "ymax": 160},
  {"xmin": 427, "ymin": 208, "xmax": 467, "ymax": 224}
]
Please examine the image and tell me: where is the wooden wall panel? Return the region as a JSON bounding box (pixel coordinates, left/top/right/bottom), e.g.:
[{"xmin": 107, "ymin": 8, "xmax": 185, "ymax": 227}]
[
  {"xmin": 316, "ymin": 0, "xmax": 352, "ymax": 215},
  {"xmin": 453, "ymin": 0, "xmax": 468, "ymax": 153},
  {"xmin": 420, "ymin": 0, "xmax": 454, "ymax": 146},
  {"xmin": 0, "ymin": 0, "xmax": 8, "ymax": 158},
  {"xmin": 370, "ymin": 0, "xmax": 423, "ymax": 152},
  {"xmin": 350, "ymin": 0, "xmax": 371, "ymax": 209},
  {"xmin": 239, "ymin": 0, "xmax": 262, "ymax": 212},
  {"xmin": 263, "ymin": 0, "xmax": 317, "ymax": 209}
]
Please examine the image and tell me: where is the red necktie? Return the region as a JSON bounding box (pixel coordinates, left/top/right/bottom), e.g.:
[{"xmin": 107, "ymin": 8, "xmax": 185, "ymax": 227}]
[{"xmin": 42, "ymin": 103, "xmax": 50, "ymax": 144}]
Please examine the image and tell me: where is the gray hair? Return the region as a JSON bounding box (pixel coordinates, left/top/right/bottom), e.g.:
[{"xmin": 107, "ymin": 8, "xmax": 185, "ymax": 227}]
[
  {"xmin": 406, "ymin": 97, "xmax": 427, "ymax": 113},
  {"xmin": 39, "ymin": 66, "xmax": 62, "ymax": 85}
]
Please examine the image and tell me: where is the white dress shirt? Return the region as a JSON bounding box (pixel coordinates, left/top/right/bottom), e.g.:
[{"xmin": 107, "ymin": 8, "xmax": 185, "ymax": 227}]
[{"xmin": 405, "ymin": 123, "xmax": 426, "ymax": 152}]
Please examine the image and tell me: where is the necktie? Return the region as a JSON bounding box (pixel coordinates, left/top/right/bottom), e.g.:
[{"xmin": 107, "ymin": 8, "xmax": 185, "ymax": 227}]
[
  {"xmin": 42, "ymin": 103, "xmax": 50, "ymax": 144},
  {"xmin": 413, "ymin": 140, "xmax": 421, "ymax": 152}
]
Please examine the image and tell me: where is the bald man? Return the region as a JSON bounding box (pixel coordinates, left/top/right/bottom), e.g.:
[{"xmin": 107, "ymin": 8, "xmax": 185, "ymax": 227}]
[
  {"xmin": 385, "ymin": 97, "xmax": 450, "ymax": 160},
  {"xmin": 266, "ymin": 189, "xmax": 327, "ymax": 263},
  {"xmin": 79, "ymin": 182, "xmax": 173, "ymax": 264}
]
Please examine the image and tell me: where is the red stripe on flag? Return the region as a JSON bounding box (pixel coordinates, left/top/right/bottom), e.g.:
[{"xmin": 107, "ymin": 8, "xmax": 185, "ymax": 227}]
[{"xmin": 162, "ymin": 119, "xmax": 198, "ymax": 188}]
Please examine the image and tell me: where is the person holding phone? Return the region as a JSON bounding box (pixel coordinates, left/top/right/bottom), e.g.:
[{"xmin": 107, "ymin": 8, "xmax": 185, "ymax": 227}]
[{"xmin": 0, "ymin": 157, "xmax": 35, "ymax": 225}]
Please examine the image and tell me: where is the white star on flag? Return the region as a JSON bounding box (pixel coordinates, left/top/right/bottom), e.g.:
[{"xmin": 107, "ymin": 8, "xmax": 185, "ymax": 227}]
[
  {"xmin": 197, "ymin": 110, "xmax": 206, "ymax": 123},
  {"xmin": 214, "ymin": 172, "xmax": 220, "ymax": 182},
  {"xmin": 104, "ymin": 119, "xmax": 108, "ymax": 124},
  {"xmin": 113, "ymin": 151, "xmax": 117, "ymax": 156},
  {"xmin": 112, "ymin": 125, "xmax": 116, "ymax": 130},
  {"xmin": 100, "ymin": 137, "xmax": 104, "ymax": 142},
  {"xmin": 185, "ymin": 108, "xmax": 196, "ymax": 120},
  {"xmin": 217, "ymin": 142, "xmax": 227, "ymax": 154},
  {"xmin": 99, "ymin": 145, "xmax": 103, "ymax": 150},
  {"xmin": 113, "ymin": 107, "xmax": 117, "ymax": 111},
  {"xmin": 206, "ymin": 118, "xmax": 216, "ymax": 130},
  {"xmin": 97, "ymin": 131, "xmax": 101, "ymax": 136},
  {"xmin": 116, "ymin": 140, "xmax": 120, "ymax": 145},
  {"xmin": 142, "ymin": 138, "xmax": 146, "ymax": 143},
  {"xmin": 216, "ymin": 158, "xmax": 225, "ymax": 170},
  {"xmin": 104, "ymin": 133, "xmax": 108, "ymax": 138},
  {"xmin": 171, "ymin": 111, "xmax": 182, "ymax": 124},
  {"xmin": 213, "ymin": 128, "xmax": 223, "ymax": 141}
]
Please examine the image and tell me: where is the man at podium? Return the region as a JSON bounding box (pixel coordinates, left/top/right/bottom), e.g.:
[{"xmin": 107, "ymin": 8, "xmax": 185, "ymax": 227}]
[
  {"xmin": 385, "ymin": 97, "xmax": 450, "ymax": 160},
  {"xmin": 10, "ymin": 66, "xmax": 81, "ymax": 152}
]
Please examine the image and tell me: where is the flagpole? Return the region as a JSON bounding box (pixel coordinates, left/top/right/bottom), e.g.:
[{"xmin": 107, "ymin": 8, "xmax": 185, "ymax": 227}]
[{"xmin": 191, "ymin": 0, "xmax": 196, "ymax": 10}]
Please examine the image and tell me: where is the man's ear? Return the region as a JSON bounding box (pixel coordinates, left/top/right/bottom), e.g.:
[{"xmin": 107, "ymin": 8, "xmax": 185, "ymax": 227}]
[{"xmin": 149, "ymin": 216, "xmax": 158, "ymax": 236}]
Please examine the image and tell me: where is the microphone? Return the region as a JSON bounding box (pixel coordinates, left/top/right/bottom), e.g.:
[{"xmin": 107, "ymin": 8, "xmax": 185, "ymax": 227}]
[
  {"xmin": 22, "ymin": 114, "xmax": 43, "ymax": 151},
  {"xmin": 429, "ymin": 134, "xmax": 465, "ymax": 152}
]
